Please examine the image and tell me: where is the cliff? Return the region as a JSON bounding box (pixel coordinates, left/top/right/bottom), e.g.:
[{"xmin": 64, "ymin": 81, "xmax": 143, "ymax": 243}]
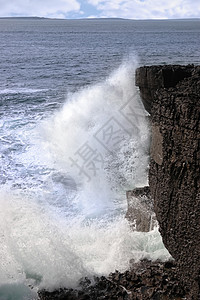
[
  {"xmin": 38, "ymin": 65, "xmax": 199, "ymax": 300},
  {"xmin": 136, "ymin": 65, "xmax": 200, "ymax": 299}
]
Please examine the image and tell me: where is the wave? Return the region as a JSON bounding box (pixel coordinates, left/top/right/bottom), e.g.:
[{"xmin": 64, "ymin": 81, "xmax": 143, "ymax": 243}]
[
  {"xmin": 0, "ymin": 189, "xmax": 170, "ymax": 292},
  {"xmin": 40, "ymin": 58, "xmax": 150, "ymax": 215},
  {"xmin": 0, "ymin": 58, "xmax": 170, "ymax": 297}
]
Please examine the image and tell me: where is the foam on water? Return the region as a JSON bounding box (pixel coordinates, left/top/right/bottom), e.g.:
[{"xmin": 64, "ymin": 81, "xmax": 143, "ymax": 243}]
[
  {"xmin": 0, "ymin": 88, "xmax": 48, "ymax": 95},
  {"xmin": 0, "ymin": 189, "xmax": 170, "ymax": 293},
  {"xmin": 0, "ymin": 59, "xmax": 170, "ymax": 297}
]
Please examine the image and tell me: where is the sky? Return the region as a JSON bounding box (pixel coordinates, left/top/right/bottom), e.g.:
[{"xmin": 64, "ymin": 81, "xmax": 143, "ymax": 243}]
[{"xmin": 0, "ymin": 0, "xmax": 199, "ymax": 19}]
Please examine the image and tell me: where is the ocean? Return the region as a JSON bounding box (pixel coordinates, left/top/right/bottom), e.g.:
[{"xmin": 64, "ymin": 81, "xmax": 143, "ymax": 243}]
[{"xmin": 0, "ymin": 18, "xmax": 200, "ymax": 299}]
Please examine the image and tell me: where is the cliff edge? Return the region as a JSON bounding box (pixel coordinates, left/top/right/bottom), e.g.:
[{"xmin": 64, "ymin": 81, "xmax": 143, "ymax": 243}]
[{"xmin": 136, "ymin": 65, "xmax": 200, "ymax": 299}]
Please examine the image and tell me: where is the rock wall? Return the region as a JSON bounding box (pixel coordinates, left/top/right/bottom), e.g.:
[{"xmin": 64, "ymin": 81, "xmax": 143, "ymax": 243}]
[
  {"xmin": 136, "ymin": 65, "xmax": 200, "ymax": 299},
  {"xmin": 125, "ymin": 187, "xmax": 157, "ymax": 232}
]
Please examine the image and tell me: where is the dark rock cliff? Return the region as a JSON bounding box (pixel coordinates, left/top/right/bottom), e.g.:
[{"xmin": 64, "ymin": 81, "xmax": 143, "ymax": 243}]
[{"xmin": 136, "ymin": 65, "xmax": 200, "ymax": 299}]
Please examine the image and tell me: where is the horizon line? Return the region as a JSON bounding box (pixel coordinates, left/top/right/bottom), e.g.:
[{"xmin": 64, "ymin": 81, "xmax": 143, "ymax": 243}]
[{"xmin": 0, "ymin": 16, "xmax": 200, "ymax": 21}]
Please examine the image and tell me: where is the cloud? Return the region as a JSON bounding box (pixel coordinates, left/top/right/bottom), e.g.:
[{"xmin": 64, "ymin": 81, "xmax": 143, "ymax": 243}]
[
  {"xmin": 0, "ymin": 0, "xmax": 199, "ymax": 19},
  {"xmin": 0, "ymin": 0, "xmax": 81, "ymax": 18},
  {"xmin": 86, "ymin": 0, "xmax": 200, "ymax": 19}
]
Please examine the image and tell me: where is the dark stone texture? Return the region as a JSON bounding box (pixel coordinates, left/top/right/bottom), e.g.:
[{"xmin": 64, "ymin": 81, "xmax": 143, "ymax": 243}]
[
  {"xmin": 136, "ymin": 65, "xmax": 200, "ymax": 299},
  {"xmin": 135, "ymin": 64, "xmax": 194, "ymax": 113},
  {"xmin": 38, "ymin": 260, "xmax": 188, "ymax": 300}
]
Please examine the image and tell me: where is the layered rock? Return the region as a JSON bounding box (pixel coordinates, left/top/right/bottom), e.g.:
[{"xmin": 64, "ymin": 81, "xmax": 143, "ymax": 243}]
[
  {"xmin": 136, "ymin": 65, "xmax": 200, "ymax": 299},
  {"xmin": 135, "ymin": 64, "xmax": 194, "ymax": 114}
]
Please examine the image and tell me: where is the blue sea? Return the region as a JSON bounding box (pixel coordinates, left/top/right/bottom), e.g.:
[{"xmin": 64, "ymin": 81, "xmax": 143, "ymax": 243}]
[{"xmin": 0, "ymin": 18, "xmax": 200, "ymax": 299}]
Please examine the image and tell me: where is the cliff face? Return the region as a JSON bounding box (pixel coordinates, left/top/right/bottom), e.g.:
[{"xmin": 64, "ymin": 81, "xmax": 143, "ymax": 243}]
[
  {"xmin": 125, "ymin": 187, "xmax": 157, "ymax": 232},
  {"xmin": 136, "ymin": 65, "xmax": 200, "ymax": 299}
]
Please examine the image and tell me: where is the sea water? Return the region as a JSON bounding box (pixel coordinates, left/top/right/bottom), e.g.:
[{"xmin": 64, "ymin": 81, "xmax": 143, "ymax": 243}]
[{"xmin": 0, "ymin": 18, "xmax": 200, "ymax": 299}]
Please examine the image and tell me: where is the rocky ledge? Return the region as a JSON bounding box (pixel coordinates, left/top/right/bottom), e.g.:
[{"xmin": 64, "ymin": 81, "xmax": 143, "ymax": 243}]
[
  {"xmin": 39, "ymin": 260, "xmax": 188, "ymax": 300},
  {"xmin": 136, "ymin": 65, "xmax": 200, "ymax": 299}
]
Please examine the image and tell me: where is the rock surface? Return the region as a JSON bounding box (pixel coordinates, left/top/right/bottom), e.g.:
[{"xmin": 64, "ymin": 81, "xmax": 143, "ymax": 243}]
[
  {"xmin": 135, "ymin": 65, "xmax": 194, "ymax": 114},
  {"xmin": 136, "ymin": 65, "xmax": 200, "ymax": 299},
  {"xmin": 125, "ymin": 186, "xmax": 157, "ymax": 232},
  {"xmin": 38, "ymin": 260, "xmax": 188, "ymax": 300}
]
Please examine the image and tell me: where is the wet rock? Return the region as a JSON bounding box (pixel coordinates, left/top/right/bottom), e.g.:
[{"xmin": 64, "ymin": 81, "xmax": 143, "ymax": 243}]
[
  {"xmin": 136, "ymin": 65, "xmax": 200, "ymax": 299},
  {"xmin": 125, "ymin": 186, "xmax": 157, "ymax": 232},
  {"xmin": 38, "ymin": 260, "xmax": 188, "ymax": 300}
]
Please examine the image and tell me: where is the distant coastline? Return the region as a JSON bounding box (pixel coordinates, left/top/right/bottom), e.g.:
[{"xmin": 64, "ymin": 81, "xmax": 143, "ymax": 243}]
[
  {"xmin": 0, "ymin": 16, "xmax": 49, "ymax": 19},
  {"xmin": 0, "ymin": 16, "xmax": 200, "ymax": 21}
]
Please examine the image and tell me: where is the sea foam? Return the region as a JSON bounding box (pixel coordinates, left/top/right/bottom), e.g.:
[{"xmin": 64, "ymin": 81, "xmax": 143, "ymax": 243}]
[{"xmin": 0, "ymin": 59, "xmax": 170, "ymax": 296}]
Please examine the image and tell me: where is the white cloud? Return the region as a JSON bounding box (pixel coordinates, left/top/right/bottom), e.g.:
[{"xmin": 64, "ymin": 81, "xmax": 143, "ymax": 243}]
[
  {"xmin": 87, "ymin": 0, "xmax": 200, "ymax": 19},
  {"xmin": 0, "ymin": 0, "xmax": 81, "ymax": 18},
  {"xmin": 0, "ymin": 0, "xmax": 199, "ymax": 19}
]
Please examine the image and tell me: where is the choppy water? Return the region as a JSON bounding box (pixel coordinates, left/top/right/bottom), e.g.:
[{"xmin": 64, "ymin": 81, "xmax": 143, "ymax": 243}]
[{"xmin": 0, "ymin": 18, "xmax": 200, "ymax": 299}]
